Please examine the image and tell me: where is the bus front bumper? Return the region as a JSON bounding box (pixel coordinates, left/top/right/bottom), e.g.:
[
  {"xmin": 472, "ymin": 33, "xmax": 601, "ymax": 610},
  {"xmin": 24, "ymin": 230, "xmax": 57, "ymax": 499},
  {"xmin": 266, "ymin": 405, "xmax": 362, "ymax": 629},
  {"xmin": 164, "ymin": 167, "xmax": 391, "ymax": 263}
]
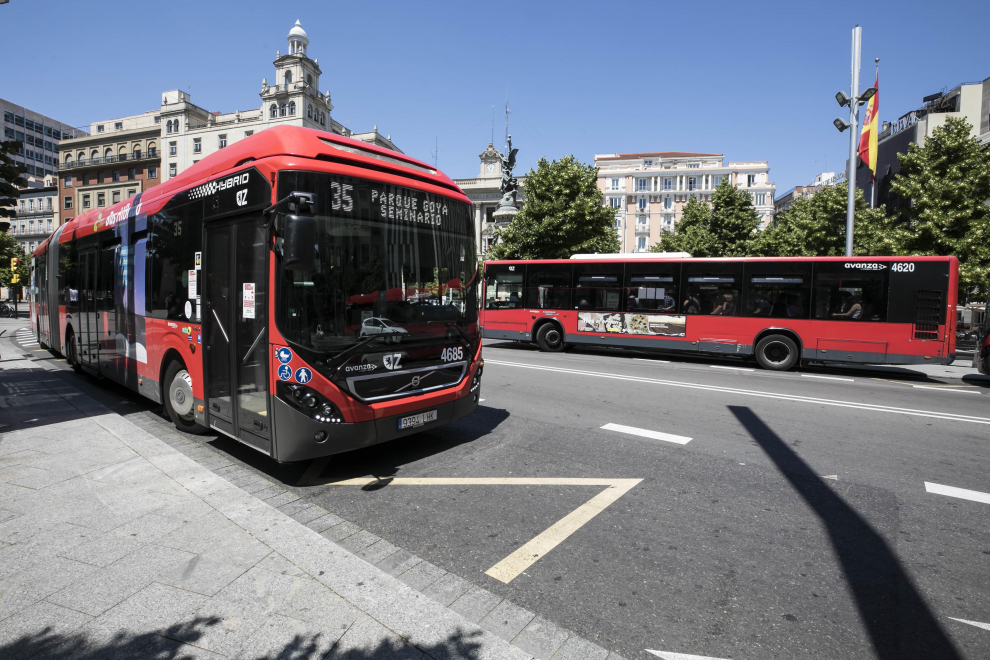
[{"xmin": 272, "ymin": 391, "xmax": 480, "ymax": 463}]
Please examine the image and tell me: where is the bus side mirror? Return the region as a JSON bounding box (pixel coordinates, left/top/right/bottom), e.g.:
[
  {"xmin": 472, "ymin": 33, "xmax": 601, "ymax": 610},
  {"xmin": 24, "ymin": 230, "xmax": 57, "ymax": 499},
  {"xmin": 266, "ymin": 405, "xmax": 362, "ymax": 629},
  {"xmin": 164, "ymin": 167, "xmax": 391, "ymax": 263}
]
[{"xmin": 282, "ymin": 215, "xmax": 316, "ymax": 271}]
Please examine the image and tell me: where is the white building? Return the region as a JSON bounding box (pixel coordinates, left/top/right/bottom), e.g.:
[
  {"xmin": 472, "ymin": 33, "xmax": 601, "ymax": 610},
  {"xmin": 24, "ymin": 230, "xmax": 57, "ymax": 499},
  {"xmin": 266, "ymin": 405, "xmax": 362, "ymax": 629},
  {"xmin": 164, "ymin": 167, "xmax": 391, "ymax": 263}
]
[
  {"xmin": 452, "ymin": 143, "xmax": 527, "ymax": 259},
  {"xmin": 160, "ymin": 21, "xmax": 399, "ymax": 183},
  {"xmin": 595, "ymin": 151, "xmax": 776, "ymax": 253}
]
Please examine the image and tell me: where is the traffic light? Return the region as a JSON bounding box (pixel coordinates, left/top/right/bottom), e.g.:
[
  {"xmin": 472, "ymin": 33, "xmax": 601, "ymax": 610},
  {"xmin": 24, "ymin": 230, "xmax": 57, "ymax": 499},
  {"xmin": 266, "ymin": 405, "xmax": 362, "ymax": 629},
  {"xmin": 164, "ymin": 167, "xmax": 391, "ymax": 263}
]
[
  {"xmin": 9, "ymin": 258, "xmax": 18, "ymax": 270},
  {"xmin": 9, "ymin": 258, "xmax": 19, "ymax": 284}
]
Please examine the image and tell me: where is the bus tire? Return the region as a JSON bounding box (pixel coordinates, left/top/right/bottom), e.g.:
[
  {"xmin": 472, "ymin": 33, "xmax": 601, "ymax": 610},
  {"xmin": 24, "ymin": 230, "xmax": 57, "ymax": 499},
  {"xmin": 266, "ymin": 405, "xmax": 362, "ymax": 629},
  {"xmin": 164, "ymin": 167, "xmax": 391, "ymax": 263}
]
[
  {"xmin": 163, "ymin": 360, "xmax": 208, "ymax": 435},
  {"xmin": 536, "ymin": 323, "xmax": 565, "ymax": 352},
  {"xmin": 66, "ymin": 330, "xmax": 82, "ymax": 373},
  {"xmin": 755, "ymin": 334, "xmax": 798, "ymax": 371}
]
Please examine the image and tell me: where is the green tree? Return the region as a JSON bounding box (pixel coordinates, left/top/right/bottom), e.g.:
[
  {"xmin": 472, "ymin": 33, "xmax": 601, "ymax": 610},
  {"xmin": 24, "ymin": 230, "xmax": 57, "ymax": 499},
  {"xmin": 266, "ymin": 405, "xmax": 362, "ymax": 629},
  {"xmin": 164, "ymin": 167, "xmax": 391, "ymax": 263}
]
[
  {"xmin": 1, "ymin": 139, "xmax": 28, "ymax": 220},
  {"xmin": 488, "ymin": 155, "xmax": 620, "ymax": 259},
  {"xmin": 651, "ymin": 177, "xmax": 761, "ymax": 256},
  {"xmin": 751, "ymin": 182, "xmax": 907, "ymax": 257},
  {"xmin": 890, "ymin": 116, "xmax": 990, "ymax": 294},
  {"xmin": 0, "ymin": 230, "xmax": 29, "ymax": 290}
]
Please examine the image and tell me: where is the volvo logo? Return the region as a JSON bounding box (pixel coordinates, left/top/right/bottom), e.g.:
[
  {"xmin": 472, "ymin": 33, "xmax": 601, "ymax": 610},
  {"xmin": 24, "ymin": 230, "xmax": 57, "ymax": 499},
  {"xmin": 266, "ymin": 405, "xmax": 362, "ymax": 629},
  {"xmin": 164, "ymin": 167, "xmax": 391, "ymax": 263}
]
[{"xmin": 410, "ymin": 375, "xmax": 422, "ymax": 387}]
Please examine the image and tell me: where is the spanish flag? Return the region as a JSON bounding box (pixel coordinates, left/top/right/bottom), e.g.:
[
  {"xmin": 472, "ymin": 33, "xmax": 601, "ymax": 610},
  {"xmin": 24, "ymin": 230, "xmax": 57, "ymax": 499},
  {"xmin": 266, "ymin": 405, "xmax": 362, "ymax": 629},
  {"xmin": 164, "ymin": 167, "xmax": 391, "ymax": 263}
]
[{"xmin": 858, "ymin": 72, "xmax": 879, "ymax": 178}]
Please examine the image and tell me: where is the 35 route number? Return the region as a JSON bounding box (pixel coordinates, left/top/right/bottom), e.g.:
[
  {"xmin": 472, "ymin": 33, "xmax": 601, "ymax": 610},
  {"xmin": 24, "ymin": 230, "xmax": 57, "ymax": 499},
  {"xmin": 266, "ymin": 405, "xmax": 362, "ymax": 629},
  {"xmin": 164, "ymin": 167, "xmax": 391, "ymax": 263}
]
[
  {"xmin": 892, "ymin": 262, "xmax": 915, "ymax": 273},
  {"xmin": 330, "ymin": 182, "xmax": 354, "ymax": 211},
  {"xmin": 441, "ymin": 346, "xmax": 463, "ymax": 362}
]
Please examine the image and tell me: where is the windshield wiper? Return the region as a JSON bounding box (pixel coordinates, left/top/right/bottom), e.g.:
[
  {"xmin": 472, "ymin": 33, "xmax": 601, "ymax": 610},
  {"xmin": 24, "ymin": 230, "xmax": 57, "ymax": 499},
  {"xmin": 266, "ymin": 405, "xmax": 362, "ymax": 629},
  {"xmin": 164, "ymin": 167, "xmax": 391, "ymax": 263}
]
[{"xmin": 324, "ymin": 334, "xmax": 391, "ymax": 372}]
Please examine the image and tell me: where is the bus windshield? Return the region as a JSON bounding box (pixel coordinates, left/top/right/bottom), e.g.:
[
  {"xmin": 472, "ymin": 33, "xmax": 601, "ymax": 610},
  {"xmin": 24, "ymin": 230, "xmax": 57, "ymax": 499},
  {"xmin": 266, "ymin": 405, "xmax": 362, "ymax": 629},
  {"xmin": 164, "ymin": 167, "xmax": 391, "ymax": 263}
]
[{"xmin": 275, "ymin": 171, "xmax": 478, "ymax": 356}]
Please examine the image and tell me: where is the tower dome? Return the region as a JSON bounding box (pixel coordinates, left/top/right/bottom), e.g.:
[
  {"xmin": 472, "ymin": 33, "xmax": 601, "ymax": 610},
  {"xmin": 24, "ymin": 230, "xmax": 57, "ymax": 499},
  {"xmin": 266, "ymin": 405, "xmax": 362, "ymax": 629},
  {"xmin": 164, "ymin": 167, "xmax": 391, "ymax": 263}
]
[{"xmin": 287, "ymin": 20, "xmax": 309, "ymax": 55}]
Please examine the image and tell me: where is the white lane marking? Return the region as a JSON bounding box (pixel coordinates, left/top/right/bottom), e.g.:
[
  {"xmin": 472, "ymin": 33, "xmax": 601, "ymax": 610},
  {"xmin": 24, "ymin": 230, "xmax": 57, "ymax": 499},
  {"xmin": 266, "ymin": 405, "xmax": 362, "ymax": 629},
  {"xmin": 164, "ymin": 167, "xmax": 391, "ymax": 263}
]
[
  {"xmin": 710, "ymin": 365, "xmax": 753, "ymax": 372},
  {"xmin": 330, "ymin": 477, "xmax": 642, "ymax": 583},
  {"xmin": 601, "ymin": 423, "xmax": 691, "ymax": 445},
  {"xmin": 479, "ymin": 398, "xmax": 486, "ymax": 402},
  {"xmin": 822, "ymin": 475, "xmax": 838, "ymax": 480},
  {"xmin": 634, "ymin": 358, "xmax": 672, "ymax": 363},
  {"xmin": 484, "ymin": 359, "xmax": 990, "ymax": 425},
  {"xmin": 913, "ymin": 385, "xmax": 980, "ymax": 394},
  {"xmin": 647, "ymin": 650, "xmax": 731, "ymax": 660},
  {"xmin": 801, "ymin": 374, "xmax": 854, "ymax": 382},
  {"xmin": 948, "ymin": 617, "xmax": 990, "ymax": 632},
  {"xmin": 925, "ymin": 481, "xmax": 990, "ymax": 505}
]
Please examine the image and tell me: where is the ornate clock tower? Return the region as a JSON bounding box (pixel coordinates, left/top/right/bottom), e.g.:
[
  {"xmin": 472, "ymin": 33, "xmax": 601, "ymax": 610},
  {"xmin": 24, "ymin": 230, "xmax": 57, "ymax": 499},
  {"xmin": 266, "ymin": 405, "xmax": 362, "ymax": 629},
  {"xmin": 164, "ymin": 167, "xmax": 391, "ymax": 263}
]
[{"xmin": 478, "ymin": 143, "xmax": 502, "ymax": 179}]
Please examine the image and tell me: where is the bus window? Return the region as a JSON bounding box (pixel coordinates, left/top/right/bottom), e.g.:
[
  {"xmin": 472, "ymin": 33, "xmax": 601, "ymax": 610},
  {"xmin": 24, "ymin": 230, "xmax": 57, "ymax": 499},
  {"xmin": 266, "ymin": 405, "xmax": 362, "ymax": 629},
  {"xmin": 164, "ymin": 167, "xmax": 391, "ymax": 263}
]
[
  {"xmin": 525, "ymin": 264, "xmax": 572, "ymax": 310},
  {"xmin": 812, "ymin": 263, "xmax": 888, "ymax": 322},
  {"xmin": 745, "ymin": 275, "xmax": 810, "ymax": 319},
  {"xmin": 484, "ymin": 264, "xmax": 524, "ymax": 310},
  {"xmin": 625, "ymin": 266, "xmax": 677, "ymax": 314},
  {"xmin": 149, "ymin": 201, "xmax": 204, "ymax": 321},
  {"xmin": 574, "ymin": 264, "xmax": 623, "ymax": 311}
]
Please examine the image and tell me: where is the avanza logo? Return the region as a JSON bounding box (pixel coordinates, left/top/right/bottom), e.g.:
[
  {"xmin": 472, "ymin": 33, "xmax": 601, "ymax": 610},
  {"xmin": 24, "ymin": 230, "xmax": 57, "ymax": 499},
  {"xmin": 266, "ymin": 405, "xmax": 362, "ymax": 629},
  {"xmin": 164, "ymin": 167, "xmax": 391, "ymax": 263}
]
[{"xmin": 845, "ymin": 262, "xmax": 886, "ymax": 270}]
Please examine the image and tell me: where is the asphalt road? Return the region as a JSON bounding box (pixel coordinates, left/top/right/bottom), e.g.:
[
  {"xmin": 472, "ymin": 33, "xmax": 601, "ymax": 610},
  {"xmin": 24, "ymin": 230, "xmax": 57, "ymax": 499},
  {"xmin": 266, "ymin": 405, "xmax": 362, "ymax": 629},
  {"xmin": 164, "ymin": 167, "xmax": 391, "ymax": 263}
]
[{"xmin": 10, "ymin": 320, "xmax": 990, "ymax": 660}]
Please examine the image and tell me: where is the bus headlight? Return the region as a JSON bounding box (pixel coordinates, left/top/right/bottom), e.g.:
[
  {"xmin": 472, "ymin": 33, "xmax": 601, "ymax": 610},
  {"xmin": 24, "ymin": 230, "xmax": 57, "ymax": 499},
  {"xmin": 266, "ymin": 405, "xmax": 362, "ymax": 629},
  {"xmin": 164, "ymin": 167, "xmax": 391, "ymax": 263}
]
[
  {"xmin": 470, "ymin": 362, "xmax": 483, "ymax": 393},
  {"xmin": 277, "ymin": 382, "xmax": 344, "ymax": 424}
]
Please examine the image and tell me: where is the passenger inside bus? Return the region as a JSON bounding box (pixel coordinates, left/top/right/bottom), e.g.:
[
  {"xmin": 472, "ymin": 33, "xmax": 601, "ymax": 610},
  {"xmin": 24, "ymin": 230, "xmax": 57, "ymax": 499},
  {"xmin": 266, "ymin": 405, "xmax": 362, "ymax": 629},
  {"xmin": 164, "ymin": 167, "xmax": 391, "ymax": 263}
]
[{"xmin": 711, "ymin": 292, "xmax": 736, "ymax": 315}]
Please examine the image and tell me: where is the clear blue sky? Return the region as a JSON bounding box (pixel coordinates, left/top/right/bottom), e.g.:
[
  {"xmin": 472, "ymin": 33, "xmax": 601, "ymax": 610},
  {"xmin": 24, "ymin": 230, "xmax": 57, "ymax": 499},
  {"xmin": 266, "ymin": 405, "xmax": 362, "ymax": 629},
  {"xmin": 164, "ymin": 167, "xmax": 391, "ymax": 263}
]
[{"xmin": 2, "ymin": 0, "xmax": 988, "ymax": 195}]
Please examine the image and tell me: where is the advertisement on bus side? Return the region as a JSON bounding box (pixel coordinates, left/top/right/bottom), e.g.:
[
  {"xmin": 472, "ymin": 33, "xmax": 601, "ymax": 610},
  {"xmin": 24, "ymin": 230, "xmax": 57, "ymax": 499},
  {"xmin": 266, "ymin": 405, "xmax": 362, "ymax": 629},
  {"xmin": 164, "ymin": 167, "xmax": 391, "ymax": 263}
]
[{"xmin": 577, "ymin": 313, "xmax": 687, "ymax": 337}]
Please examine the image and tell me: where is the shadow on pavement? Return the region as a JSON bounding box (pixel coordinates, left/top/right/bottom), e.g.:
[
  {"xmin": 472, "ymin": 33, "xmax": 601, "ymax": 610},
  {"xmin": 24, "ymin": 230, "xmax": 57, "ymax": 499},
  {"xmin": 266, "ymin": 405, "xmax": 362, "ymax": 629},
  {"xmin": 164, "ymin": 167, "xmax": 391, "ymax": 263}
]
[
  {"xmin": 729, "ymin": 405, "xmax": 962, "ymax": 660},
  {"xmin": 1, "ymin": 617, "xmax": 487, "ymax": 660},
  {"xmin": 0, "ymin": 368, "xmax": 104, "ymax": 435}
]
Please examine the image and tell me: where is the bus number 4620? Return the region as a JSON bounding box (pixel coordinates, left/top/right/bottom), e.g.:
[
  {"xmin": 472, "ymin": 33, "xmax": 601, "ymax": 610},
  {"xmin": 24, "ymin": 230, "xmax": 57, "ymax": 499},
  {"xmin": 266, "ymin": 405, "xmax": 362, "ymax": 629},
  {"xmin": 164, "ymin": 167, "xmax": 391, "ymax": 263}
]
[{"xmin": 892, "ymin": 262, "xmax": 915, "ymax": 272}]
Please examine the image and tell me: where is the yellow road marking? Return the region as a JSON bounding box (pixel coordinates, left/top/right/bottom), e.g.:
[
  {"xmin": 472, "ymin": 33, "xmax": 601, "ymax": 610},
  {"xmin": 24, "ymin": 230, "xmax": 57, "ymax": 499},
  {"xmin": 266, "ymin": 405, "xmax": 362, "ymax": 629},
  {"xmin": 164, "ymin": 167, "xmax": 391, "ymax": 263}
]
[{"xmin": 329, "ymin": 477, "xmax": 643, "ymax": 583}]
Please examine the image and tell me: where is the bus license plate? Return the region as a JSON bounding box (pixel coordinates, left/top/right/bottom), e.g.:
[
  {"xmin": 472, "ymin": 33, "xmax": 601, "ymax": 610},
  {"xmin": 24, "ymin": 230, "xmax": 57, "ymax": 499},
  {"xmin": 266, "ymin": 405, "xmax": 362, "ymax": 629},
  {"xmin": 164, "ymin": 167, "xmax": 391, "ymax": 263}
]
[{"xmin": 398, "ymin": 410, "xmax": 437, "ymax": 430}]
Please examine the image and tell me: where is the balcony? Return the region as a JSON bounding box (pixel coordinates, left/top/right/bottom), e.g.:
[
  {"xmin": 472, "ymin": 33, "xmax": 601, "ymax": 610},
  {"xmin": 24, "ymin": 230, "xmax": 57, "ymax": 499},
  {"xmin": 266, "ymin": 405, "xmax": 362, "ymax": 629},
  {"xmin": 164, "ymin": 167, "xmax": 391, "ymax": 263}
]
[{"xmin": 60, "ymin": 151, "xmax": 159, "ymax": 170}]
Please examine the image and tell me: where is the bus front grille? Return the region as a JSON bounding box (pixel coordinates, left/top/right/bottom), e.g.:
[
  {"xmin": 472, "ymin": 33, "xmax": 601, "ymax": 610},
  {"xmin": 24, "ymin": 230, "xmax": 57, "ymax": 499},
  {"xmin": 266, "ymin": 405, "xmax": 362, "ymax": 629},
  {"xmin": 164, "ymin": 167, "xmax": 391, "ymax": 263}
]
[{"xmin": 345, "ymin": 362, "xmax": 467, "ymax": 402}]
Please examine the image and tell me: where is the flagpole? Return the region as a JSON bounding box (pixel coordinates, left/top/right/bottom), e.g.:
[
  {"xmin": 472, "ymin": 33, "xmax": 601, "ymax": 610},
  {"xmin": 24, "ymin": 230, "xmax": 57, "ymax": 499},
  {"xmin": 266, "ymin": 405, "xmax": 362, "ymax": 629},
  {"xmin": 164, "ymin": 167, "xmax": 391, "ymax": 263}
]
[{"xmin": 871, "ymin": 58, "xmax": 879, "ymax": 208}]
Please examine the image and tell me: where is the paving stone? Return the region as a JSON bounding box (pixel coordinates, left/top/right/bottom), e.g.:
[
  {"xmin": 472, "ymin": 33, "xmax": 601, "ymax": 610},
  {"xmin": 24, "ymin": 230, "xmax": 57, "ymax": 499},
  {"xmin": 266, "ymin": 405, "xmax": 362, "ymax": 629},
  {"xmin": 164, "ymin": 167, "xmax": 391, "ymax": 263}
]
[
  {"xmin": 252, "ymin": 485, "xmax": 285, "ymax": 500},
  {"xmin": 327, "ymin": 613, "xmax": 425, "ymax": 660},
  {"xmin": 550, "ymin": 635, "xmax": 610, "ymax": 660},
  {"xmin": 320, "ymin": 520, "xmax": 361, "ymax": 542},
  {"xmin": 155, "ymin": 553, "xmax": 256, "ymax": 596},
  {"xmin": 289, "ymin": 505, "xmax": 327, "ymax": 525},
  {"xmin": 277, "ymin": 577, "xmax": 360, "ymax": 630},
  {"xmin": 374, "ymin": 548, "xmax": 421, "ymax": 577},
  {"xmin": 396, "ymin": 559, "xmax": 446, "ymax": 591},
  {"xmin": 256, "ymin": 551, "xmax": 311, "ymax": 578},
  {"xmin": 0, "ymin": 600, "xmax": 93, "ymax": 660},
  {"xmin": 277, "ymin": 500, "xmax": 314, "ymax": 517},
  {"xmin": 110, "ymin": 512, "xmax": 189, "ymax": 543},
  {"xmin": 511, "ymin": 616, "xmax": 570, "ymax": 659},
  {"xmin": 336, "ymin": 529, "xmax": 380, "ymax": 554},
  {"xmin": 57, "ymin": 533, "xmax": 146, "ymax": 568},
  {"xmin": 0, "ymin": 555, "xmax": 99, "ymax": 619},
  {"xmin": 449, "ymin": 586, "xmax": 504, "ymax": 624},
  {"xmin": 305, "ymin": 512, "xmax": 344, "ymax": 532},
  {"xmin": 264, "ymin": 491, "xmax": 301, "ymax": 508},
  {"xmin": 237, "ymin": 613, "xmax": 338, "ymax": 659},
  {"xmin": 480, "ymin": 599, "xmax": 536, "ymax": 642},
  {"xmin": 355, "ymin": 539, "xmax": 400, "ymax": 566},
  {"xmin": 422, "ymin": 572, "xmax": 473, "ymax": 607},
  {"xmin": 238, "ymin": 479, "xmax": 272, "ymax": 494},
  {"xmin": 0, "ymin": 508, "xmax": 23, "ymax": 524}
]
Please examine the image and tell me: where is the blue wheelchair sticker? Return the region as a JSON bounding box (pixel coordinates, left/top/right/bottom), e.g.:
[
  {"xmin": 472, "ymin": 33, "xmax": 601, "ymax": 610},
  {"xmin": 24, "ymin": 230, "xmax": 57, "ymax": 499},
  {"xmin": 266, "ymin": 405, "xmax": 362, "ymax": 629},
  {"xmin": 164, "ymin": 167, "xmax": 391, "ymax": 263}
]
[
  {"xmin": 276, "ymin": 347, "xmax": 293, "ymax": 364},
  {"xmin": 277, "ymin": 364, "xmax": 293, "ymax": 381},
  {"xmin": 294, "ymin": 367, "xmax": 312, "ymax": 384}
]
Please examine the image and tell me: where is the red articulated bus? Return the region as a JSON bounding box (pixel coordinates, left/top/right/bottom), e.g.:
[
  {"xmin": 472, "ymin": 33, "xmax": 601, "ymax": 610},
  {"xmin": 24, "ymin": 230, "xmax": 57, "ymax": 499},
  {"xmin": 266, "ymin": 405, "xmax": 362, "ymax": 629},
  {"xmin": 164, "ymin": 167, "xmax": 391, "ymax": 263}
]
[
  {"xmin": 481, "ymin": 254, "xmax": 958, "ymax": 370},
  {"xmin": 29, "ymin": 126, "xmax": 482, "ymax": 462}
]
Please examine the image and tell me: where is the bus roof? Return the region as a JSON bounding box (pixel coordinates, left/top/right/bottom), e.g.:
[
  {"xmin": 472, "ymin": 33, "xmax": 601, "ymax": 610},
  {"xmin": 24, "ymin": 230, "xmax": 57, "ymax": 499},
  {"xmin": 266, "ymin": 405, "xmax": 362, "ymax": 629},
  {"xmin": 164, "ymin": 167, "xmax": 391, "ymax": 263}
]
[
  {"xmin": 43, "ymin": 125, "xmax": 467, "ymax": 254},
  {"xmin": 485, "ymin": 255, "xmax": 959, "ymax": 265}
]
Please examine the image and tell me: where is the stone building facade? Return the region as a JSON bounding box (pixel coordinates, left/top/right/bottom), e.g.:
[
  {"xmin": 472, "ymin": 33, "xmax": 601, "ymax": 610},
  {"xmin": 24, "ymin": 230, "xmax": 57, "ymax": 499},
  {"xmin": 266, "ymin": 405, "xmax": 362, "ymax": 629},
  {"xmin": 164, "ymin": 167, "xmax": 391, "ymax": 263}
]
[
  {"xmin": 595, "ymin": 151, "xmax": 776, "ymax": 253},
  {"xmin": 452, "ymin": 143, "xmax": 526, "ymax": 258}
]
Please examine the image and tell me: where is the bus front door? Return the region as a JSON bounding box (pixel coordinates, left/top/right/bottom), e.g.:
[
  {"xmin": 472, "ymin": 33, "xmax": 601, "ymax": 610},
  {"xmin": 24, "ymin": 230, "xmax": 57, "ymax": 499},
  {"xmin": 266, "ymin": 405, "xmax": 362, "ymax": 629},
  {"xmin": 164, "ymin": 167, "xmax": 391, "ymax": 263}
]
[
  {"xmin": 204, "ymin": 216, "xmax": 272, "ymax": 455},
  {"xmin": 78, "ymin": 248, "xmax": 99, "ymax": 368}
]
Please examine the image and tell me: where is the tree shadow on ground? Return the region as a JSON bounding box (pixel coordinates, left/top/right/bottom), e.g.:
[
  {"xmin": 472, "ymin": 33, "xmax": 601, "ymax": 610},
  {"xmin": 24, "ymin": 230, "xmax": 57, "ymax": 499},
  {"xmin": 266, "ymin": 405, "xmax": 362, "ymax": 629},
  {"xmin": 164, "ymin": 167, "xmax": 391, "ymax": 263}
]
[
  {"xmin": 1, "ymin": 616, "xmax": 487, "ymax": 660},
  {"xmin": 729, "ymin": 405, "xmax": 962, "ymax": 660}
]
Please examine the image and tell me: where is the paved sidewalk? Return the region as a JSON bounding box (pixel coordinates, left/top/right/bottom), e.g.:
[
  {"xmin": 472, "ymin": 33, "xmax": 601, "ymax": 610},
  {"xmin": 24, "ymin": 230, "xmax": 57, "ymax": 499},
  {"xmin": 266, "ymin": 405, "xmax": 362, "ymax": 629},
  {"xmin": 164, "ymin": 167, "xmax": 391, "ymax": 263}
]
[{"xmin": 0, "ymin": 341, "xmax": 538, "ymax": 659}]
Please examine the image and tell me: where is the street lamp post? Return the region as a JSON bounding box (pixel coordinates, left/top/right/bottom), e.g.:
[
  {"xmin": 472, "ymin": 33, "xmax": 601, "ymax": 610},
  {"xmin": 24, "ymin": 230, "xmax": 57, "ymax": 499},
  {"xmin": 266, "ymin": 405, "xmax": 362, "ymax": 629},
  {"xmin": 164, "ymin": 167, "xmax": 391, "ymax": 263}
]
[{"xmin": 832, "ymin": 26, "xmax": 876, "ymax": 257}]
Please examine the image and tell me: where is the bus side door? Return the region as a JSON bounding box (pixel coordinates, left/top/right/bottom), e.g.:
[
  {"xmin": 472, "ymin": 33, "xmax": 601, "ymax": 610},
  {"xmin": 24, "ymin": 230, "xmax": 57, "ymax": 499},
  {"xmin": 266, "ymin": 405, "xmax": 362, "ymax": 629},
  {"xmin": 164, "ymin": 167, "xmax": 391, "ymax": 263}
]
[{"xmin": 78, "ymin": 248, "xmax": 99, "ymax": 368}]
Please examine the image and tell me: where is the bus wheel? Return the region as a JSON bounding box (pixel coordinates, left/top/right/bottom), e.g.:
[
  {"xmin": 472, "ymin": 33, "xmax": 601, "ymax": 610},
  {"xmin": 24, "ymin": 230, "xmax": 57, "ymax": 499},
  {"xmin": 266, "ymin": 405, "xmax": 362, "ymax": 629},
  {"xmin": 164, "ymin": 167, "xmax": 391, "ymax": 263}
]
[
  {"xmin": 755, "ymin": 334, "xmax": 798, "ymax": 371},
  {"xmin": 164, "ymin": 361, "xmax": 208, "ymax": 435},
  {"xmin": 66, "ymin": 331, "xmax": 82, "ymax": 373},
  {"xmin": 536, "ymin": 323, "xmax": 565, "ymax": 352}
]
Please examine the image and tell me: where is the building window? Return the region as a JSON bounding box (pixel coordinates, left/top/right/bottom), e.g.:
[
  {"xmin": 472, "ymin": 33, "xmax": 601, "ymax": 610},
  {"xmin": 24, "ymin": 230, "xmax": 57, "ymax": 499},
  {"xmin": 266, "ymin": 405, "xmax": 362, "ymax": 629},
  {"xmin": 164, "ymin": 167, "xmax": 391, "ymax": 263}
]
[
  {"xmin": 288, "ymin": 101, "xmax": 296, "ymax": 116},
  {"xmin": 64, "ymin": 196, "xmax": 72, "ymax": 209},
  {"xmin": 112, "ymin": 191, "xmax": 120, "ymax": 204},
  {"xmin": 47, "ymin": 219, "xmax": 52, "ymax": 232},
  {"xmin": 638, "ymin": 198, "xmax": 648, "ymax": 211},
  {"xmin": 609, "ymin": 178, "xmax": 619, "ymax": 191},
  {"xmin": 114, "ymin": 122, "xmax": 123, "ymax": 131},
  {"xmin": 637, "ymin": 236, "xmax": 647, "ymax": 251},
  {"xmin": 133, "ymin": 147, "xmax": 141, "ymax": 159},
  {"xmin": 218, "ymin": 134, "xmax": 227, "ymax": 149},
  {"xmin": 644, "ymin": 160, "xmax": 653, "ymax": 166},
  {"xmin": 306, "ymin": 74, "xmax": 313, "ymax": 86},
  {"xmin": 688, "ymin": 177, "xmax": 696, "ymax": 191},
  {"xmin": 285, "ymin": 70, "xmax": 293, "ymax": 85},
  {"xmin": 46, "ymin": 197, "xmax": 52, "ymax": 211},
  {"xmin": 664, "ymin": 197, "xmax": 672, "ymax": 210},
  {"xmin": 127, "ymin": 189, "xmax": 136, "ymax": 198},
  {"xmin": 663, "ymin": 178, "xmax": 672, "ymax": 191},
  {"xmin": 747, "ymin": 174, "xmax": 756, "ymax": 187},
  {"xmin": 149, "ymin": 166, "xmax": 157, "ymax": 178},
  {"xmin": 169, "ymin": 164, "xmax": 176, "ymax": 177},
  {"xmin": 82, "ymin": 194, "xmax": 90, "ymax": 208},
  {"xmin": 148, "ymin": 144, "xmax": 156, "ymax": 157},
  {"xmin": 244, "ymin": 130, "xmax": 253, "ymax": 138},
  {"xmin": 279, "ymin": 104, "xmax": 287, "ymax": 117},
  {"xmin": 97, "ymin": 124, "xmax": 105, "ymax": 133},
  {"xmin": 307, "ymin": 104, "xmax": 313, "ymax": 119},
  {"xmin": 97, "ymin": 193, "xmax": 105, "ymax": 207},
  {"xmin": 28, "ymin": 199, "xmax": 34, "ymax": 211},
  {"xmin": 169, "ymin": 141, "xmax": 176, "ymax": 155},
  {"xmin": 64, "ymin": 175, "xmax": 72, "ymax": 188},
  {"xmin": 320, "ymin": 112, "xmax": 325, "ymax": 126},
  {"xmin": 193, "ymin": 138, "xmax": 201, "ymax": 153},
  {"xmin": 270, "ymin": 104, "xmax": 277, "ymax": 118},
  {"xmin": 608, "ymin": 197, "xmax": 622, "ymax": 209},
  {"xmin": 637, "ymin": 178, "xmax": 648, "ymax": 192},
  {"xmin": 154, "ymin": 116, "xmax": 161, "ymax": 124},
  {"xmin": 128, "ymin": 168, "xmax": 136, "ymax": 179},
  {"xmin": 713, "ymin": 175, "xmax": 723, "ymax": 186},
  {"xmin": 688, "ymin": 163, "xmax": 700, "ymax": 169},
  {"xmin": 753, "ymin": 193, "xmax": 766, "ymax": 206},
  {"xmin": 112, "ymin": 170, "xmax": 120, "ymax": 182}
]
